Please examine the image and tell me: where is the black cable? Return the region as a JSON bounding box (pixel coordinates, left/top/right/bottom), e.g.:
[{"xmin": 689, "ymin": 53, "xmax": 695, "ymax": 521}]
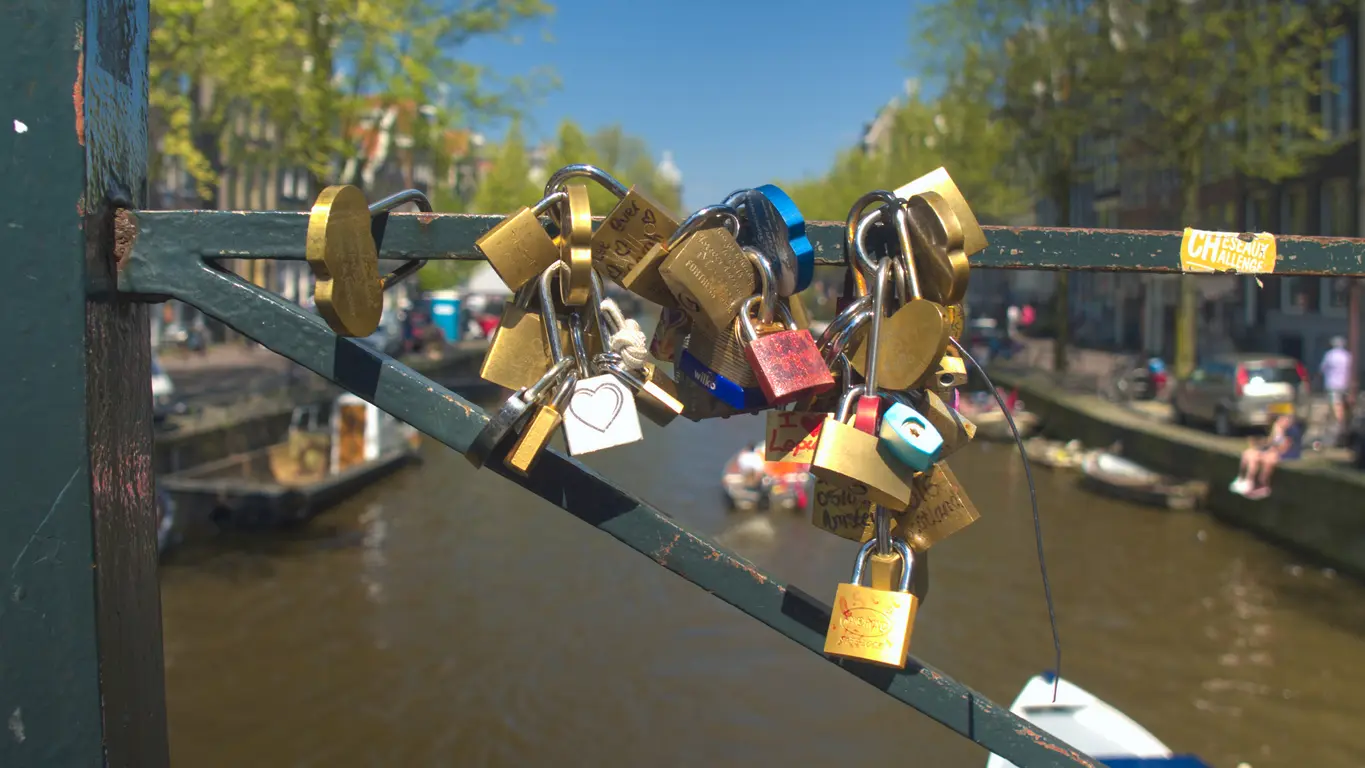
[{"xmin": 951, "ymin": 339, "xmax": 1062, "ymax": 702}]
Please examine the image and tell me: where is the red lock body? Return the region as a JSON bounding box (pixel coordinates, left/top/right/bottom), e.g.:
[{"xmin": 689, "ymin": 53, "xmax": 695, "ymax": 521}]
[
  {"xmin": 853, "ymin": 394, "xmax": 881, "ymax": 433},
  {"xmin": 743, "ymin": 328, "xmax": 836, "ymax": 405}
]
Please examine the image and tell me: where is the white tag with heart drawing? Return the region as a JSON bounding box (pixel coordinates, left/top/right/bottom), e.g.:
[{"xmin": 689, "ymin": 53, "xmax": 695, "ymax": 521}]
[{"xmin": 562, "ymin": 374, "xmax": 643, "ymax": 455}]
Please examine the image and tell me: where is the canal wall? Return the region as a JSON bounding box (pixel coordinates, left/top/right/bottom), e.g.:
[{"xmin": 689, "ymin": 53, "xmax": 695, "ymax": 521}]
[
  {"xmin": 992, "ymin": 369, "xmax": 1365, "ymax": 579},
  {"xmin": 155, "ymin": 344, "xmax": 488, "ymax": 475}
]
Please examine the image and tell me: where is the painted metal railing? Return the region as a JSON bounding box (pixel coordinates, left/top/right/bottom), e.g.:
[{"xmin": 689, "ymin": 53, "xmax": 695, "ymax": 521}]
[{"xmin": 6, "ymin": 0, "xmax": 1365, "ymax": 766}]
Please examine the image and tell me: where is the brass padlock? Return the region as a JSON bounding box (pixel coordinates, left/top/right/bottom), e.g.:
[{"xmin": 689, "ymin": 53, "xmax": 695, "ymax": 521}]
[
  {"xmin": 474, "ymin": 190, "xmax": 569, "ymax": 293},
  {"xmin": 479, "ymin": 265, "xmax": 600, "ymax": 391},
  {"xmin": 886, "ymin": 463, "xmax": 980, "ymax": 550},
  {"xmin": 824, "ymin": 538, "xmax": 918, "ymax": 669},
  {"xmin": 809, "ymin": 386, "xmax": 915, "ymax": 511},
  {"xmin": 544, "ymin": 164, "xmax": 680, "ymax": 284},
  {"xmin": 657, "ymin": 205, "xmax": 757, "ymax": 334},
  {"xmin": 556, "ymin": 184, "xmax": 594, "ymax": 306},
  {"xmin": 847, "ymin": 201, "xmax": 950, "ymax": 390},
  {"xmin": 504, "ymin": 370, "xmax": 577, "ymax": 477},
  {"xmin": 911, "ymin": 390, "xmax": 975, "ymax": 458},
  {"xmin": 306, "ymin": 185, "xmax": 384, "ymax": 338},
  {"xmin": 902, "ymin": 190, "xmax": 970, "ymax": 306},
  {"xmin": 894, "ymin": 167, "xmax": 986, "ymax": 258}
]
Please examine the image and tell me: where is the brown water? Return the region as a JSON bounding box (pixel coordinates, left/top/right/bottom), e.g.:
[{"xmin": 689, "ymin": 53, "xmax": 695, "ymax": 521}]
[{"xmin": 160, "ymin": 410, "xmax": 1365, "ymax": 768}]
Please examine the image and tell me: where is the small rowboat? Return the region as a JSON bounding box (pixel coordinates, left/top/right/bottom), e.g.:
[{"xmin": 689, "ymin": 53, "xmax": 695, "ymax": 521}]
[
  {"xmin": 1022, "ymin": 437, "xmax": 1089, "ymax": 470},
  {"xmin": 972, "ymin": 408, "xmax": 1041, "ymax": 442},
  {"xmin": 986, "ymin": 672, "xmax": 1212, "ymax": 768},
  {"xmin": 1079, "ymin": 452, "xmax": 1208, "ymax": 510}
]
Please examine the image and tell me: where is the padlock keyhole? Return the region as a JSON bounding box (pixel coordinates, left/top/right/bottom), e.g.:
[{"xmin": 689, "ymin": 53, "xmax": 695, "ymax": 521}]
[{"xmin": 903, "ymin": 417, "xmax": 925, "ymax": 438}]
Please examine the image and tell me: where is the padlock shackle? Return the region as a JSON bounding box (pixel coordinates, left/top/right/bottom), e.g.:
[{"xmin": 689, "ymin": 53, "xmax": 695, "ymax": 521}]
[
  {"xmin": 530, "ymin": 189, "xmax": 570, "ymax": 218},
  {"xmin": 850, "ymin": 537, "xmax": 913, "ymax": 593},
  {"xmin": 852, "ymin": 203, "xmax": 922, "ymax": 302},
  {"xmin": 525, "ymin": 357, "xmax": 574, "ymax": 405},
  {"xmin": 568, "ymin": 310, "xmax": 593, "ymax": 379},
  {"xmin": 844, "ymin": 190, "xmax": 901, "ymax": 272},
  {"xmin": 835, "ymin": 384, "xmax": 866, "ymax": 423},
  {"xmin": 863, "ymin": 258, "xmax": 891, "ymax": 394},
  {"xmin": 537, "ymin": 263, "xmax": 569, "ymax": 364},
  {"xmin": 742, "ymin": 246, "xmax": 778, "ymax": 325},
  {"xmin": 549, "ymin": 370, "xmax": 578, "ymax": 411},
  {"xmin": 816, "ymin": 294, "xmax": 872, "ymax": 356},
  {"xmin": 543, "ymin": 164, "xmax": 630, "ymax": 200},
  {"xmin": 664, "ymin": 205, "xmax": 741, "ymax": 252}
]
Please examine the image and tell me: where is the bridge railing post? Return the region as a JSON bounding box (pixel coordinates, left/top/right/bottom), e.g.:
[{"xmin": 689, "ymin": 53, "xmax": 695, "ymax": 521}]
[{"xmin": 0, "ymin": 1, "xmax": 168, "ymax": 766}]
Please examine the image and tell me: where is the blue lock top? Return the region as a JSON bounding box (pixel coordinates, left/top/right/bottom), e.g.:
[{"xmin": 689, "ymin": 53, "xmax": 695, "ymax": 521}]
[
  {"xmin": 755, "ymin": 184, "xmax": 814, "ymax": 295},
  {"xmin": 677, "ymin": 351, "xmax": 768, "ymax": 411},
  {"xmin": 878, "ymin": 401, "xmax": 946, "ymax": 473}
]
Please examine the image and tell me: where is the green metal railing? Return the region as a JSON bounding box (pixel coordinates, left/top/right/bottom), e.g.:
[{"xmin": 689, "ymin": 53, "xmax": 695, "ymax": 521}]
[{"xmin": 6, "ymin": 0, "xmax": 1365, "ymax": 765}]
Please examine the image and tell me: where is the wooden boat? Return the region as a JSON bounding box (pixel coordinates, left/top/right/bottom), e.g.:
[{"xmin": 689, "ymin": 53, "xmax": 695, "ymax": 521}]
[
  {"xmin": 986, "ymin": 672, "xmax": 1212, "ymax": 768},
  {"xmin": 971, "ymin": 408, "xmax": 1041, "ymax": 442},
  {"xmin": 1079, "ymin": 451, "xmax": 1208, "ymax": 510},
  {"xmin": 162, "ymin": 395, "xmax": 421, "ymax": 535},
  {"xmin": 1022, "ymin": 437, "xmax": 1089, "ymax": 469},
  {"xmin": 722, "ymin": 447, "xmax": 811, "ymax": 512}
]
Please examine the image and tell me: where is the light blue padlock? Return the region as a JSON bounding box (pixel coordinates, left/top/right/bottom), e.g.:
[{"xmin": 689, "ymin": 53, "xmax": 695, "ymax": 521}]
[{"xmin": 878, "ymin": 401, "xmax": 945, "ymax": 472}]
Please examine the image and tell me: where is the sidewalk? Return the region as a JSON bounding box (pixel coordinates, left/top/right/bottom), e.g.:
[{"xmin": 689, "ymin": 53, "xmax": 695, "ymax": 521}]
[{"xmin": 156, "ymin": 343, "xmax": 293, "ymax": 373}]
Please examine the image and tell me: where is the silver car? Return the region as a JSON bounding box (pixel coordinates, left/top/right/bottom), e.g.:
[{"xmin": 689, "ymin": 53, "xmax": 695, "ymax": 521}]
[{"xmin": 1170, "ymin": 354, "xmax": 1307, "ymax": 435}]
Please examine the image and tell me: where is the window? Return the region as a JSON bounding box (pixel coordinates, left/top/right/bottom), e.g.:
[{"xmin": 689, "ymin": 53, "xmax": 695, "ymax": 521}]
[
  {"xmin": 1320, "ymin": 178, "xmax": 1353, "ymax": 236},
  {"xmin": 1323, "ymin": 277, "xmax": 1353, "ymax": 314},
  {"xmin": 1323, "ymin": 34, "xmax": 1354, "ymax": 138},
  {"xmin": 1245, "ymin": 191, "xmax": 1271, "ymax": 231},
  {"xmin": 1280, "ymin": 184, "xmax": 1309, "ymax": 234},
  {"xmin": 1282, "ymin": 277, "xmax": 1321, "ymax": 313}
]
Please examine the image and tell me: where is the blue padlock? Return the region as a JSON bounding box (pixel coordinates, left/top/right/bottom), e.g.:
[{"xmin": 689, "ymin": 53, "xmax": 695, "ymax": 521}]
[
  {"xmin": 722, "ymin": 187, "xmax": 804, "ymax": 298},
  {"xmin": 677, "ymin": 350, "xmax": 768, "ymax": 410},
  {"xmin": 878, "ymin": 401, "xmax": 946, "ymax": 472},
  {"xmin": 755, "ymin": 184, "xmax": 814, "ymax": 295}
]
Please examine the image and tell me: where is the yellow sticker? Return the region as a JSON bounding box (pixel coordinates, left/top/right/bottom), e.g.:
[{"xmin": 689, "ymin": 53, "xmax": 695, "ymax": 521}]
[{"xmin": 1179, "ymin": 228, "xmax": 1277, "ymax": 274}]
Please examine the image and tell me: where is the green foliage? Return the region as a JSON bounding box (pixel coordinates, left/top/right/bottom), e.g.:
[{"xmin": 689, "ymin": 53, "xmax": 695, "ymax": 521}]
[
  {"xmin": 782, "ymin": 80, "xmax": 1028, "ymax": 225},
  {"xmin": 539, "ymin": 120, "xmax": 684, "ymax": 215},
  {"xmin": 470, "ymin": 120, "xmax": 542, "ymax": 213},
  {"xmin": 149, "ymin": 0, "xmax": 554, "ymax": 200}
]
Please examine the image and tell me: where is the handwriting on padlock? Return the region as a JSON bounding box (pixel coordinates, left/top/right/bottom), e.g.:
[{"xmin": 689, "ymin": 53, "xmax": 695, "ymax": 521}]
[
  {"xmin": 765, "ymin": 410, "xmax": 825, "ymax": 463},
  {"xmin": 811, "ymin": 480, "xmax": 875, "ymax": 541},
  {"xmin": 883, "ymin": 465, "xmax": 980, "ymax": 549}
]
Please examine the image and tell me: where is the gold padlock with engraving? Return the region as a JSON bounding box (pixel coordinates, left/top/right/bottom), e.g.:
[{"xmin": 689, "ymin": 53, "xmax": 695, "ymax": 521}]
[
  {"xmin": 544, "ymin": 164, "xmax": 680, "ymax": 285},
  {"xmin": 874, "ymin": 463, "xmax": 980, "ymax": 550},
  {"xmin": 306, "ymin": 185, "xmax": 384, "ymax": 337},
  {"xmin": 809, "ymin": 386, "xmax": 915, "ymax": 511},
  {"xmin": 657, "ymin": 206, "xmax": 757, "ymax": 334},
  {"xmin": 824, "ymin": 538, "xmax": 918, "ymax": 669},
  {"xmin": 474, "ymin": 191, "xmax": 569, "ymax": 294}
]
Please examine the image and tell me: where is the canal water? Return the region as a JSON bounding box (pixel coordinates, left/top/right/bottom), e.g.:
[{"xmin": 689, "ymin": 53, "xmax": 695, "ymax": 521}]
[{"xmin": 160, "ymin": 405, "xmax": 1365, "ymax": 767}]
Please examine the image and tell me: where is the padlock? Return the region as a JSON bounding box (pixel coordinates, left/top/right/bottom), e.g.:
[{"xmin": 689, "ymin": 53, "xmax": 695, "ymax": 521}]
[
  {"xmin": 809, "ymin": 386, "xmax": 916, "ymax": 511},
  {"xmin": 474, "ymin": 190, "xmax": 568, "ymax": 293},
  {"xmin": 879, "ymin": 401, "xmax": 945, "ymax": 472},
  {"xmin": 755, "ymin": 184, "xmax": 815, "ymax": 295},
  {"xmin": 867, "ymin": 539, "xmax": 930, "ymax": 605},
  {"xmin": 557, "ymin": 184, "xmax": 594, "ymax": 306},
  {"xmin": 672, "ymin": 367, "xmax": 742, "ymax": 421},
  {"xmin": 908, "ymin": 390, "xmax": 975, "ymax": 458},
  {"xmin": 851, "ymin": 257, "xmax": 889, "ymax": 435},
  {"xmin": 678, "ymin": 322, "xmax": 767, "ymax": 411},
  {"xmin": 544, "ymin": 164, "xmax": 680, "ymax": 284},
  {"xmin": 901, "ymin": 190, "xmax": 970, "ymax": 306},
  {"xmin": 882, "ymin": 462, "xmax": 980, "ymax": 550},
  {"xmin": 478, "ymin": 263, "xmax": 600, "ymax": 390},
  {"xmin": 896, "ymin": 168, "xmax": 984, "ymax": 304},
  {"xmin": 923, "ymin": 349, "xmax": 969, "ymax": 391},
  {"xmin": 504, "ymin": 369, "xmax": 577, "ymax": 477},
  {"xmin": 305, "ymin": 185, "xmax": 385, "ymax": 337},
  {"xmin": 649, "ymin": 307, "xmax": 691, "ymax": 363},
  {"xmin": 657, "ymin": 206, "xmax": 757, "ymax": 334},
  {"xmin": 723, "ymin": 187, "xmax": 806, "ymax": 298},
  {"xmin": 466, "ymin": 358, "xmax": 572, "ymax": 468},
  {"xmin": 622, "ymin": 205, "xmax": 739, "ymax": 309},
  {"xmin": 846, "ymin": 198, "xmax": 951, "ymax": 389},
  {"xmin": 824, "ymin": 538, "xmax": 918, "ymax": 669},
  {"xmin": 597, "ymin": 357, "xmax": 684, "ymax": 427},
  {"xmin": 560, "ymin": 313, "xmax": 643, "ymax": 455},
  {"xmin": 735, "ymin": 250, "xmax": 833, "ymax": 405}
]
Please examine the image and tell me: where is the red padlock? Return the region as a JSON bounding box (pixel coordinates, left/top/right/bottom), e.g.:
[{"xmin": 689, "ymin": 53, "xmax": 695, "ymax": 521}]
[{"xmin": 738, "ymin": 295, "xmax": 835, "ymax": 405}]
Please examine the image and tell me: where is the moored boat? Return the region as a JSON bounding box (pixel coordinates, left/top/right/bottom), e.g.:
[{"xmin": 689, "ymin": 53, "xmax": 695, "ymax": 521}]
[
  {"xmin": 162, "ymin": 395, "xmax": 422, "ymax": 538},
  {"xmin": 1022, "ymin": 437, "xmax": 1089, "ymax": 469},
  {"xmin": 1079, "ymin": 451, "xmax": 1208, "ymax": 510},
  {"xmin": 985, "ymin": 672, "xmax": 1212, "ymax": 768},
  {"xmin": 722, "ymin": 445, "xmax": 811, "ymax": 512}
]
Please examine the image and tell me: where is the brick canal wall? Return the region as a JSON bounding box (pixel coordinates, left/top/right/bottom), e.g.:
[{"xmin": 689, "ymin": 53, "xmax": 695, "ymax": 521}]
[{"xmin": 993, "ymin": 369, "xmax": 1365, "ymax": 580}]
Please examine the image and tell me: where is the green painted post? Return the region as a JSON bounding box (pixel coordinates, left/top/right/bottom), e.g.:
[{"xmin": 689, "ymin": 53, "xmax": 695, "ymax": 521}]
[{"xmin": 1, "ymin": 1, "xmax": 168, "ymax": 766}]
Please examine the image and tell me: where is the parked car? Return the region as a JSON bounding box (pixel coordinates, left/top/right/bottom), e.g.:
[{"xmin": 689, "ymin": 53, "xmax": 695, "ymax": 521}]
[
  {"xmin": 1170, "ymin": 353, "xmax": 1308, "ymax": 436},
  {"xmin": 150, "ymin": 354, "xmax": 175, "ymax": 423}
]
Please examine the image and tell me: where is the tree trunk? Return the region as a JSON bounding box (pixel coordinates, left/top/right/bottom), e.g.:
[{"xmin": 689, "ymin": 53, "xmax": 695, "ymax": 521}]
[{"xmin": 1174, "ymin": 158, "xmax": 1202, "ymax": 378}]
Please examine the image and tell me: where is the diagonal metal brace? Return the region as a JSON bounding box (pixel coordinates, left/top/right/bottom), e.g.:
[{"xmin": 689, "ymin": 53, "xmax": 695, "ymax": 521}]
[{"xmin": 119, "ymin": 234, "xmax": 1101, "ymax": 768}]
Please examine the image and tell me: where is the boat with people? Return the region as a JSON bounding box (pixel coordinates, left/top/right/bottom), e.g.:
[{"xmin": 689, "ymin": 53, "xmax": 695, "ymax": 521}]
[
  {"xmin": 721, "ymin": 443, "xmax": 812, "ymax": 512},
  {"xmin": 161, "ymin": 393, "xmax": 422, "ymax": 537},
  {"xmin": 1079, "ymin": 449, "xmax": 1208, "ymax": 510},
  {"xmin": 986, "ymin": 672, "xmax": 1212, "ymax": 768}
]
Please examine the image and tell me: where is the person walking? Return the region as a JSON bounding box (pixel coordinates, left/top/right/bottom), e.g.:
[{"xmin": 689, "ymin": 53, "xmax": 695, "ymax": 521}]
[{"xmin": 1319, "ymin": 336, "xmax": 1352, "ymax": 444}]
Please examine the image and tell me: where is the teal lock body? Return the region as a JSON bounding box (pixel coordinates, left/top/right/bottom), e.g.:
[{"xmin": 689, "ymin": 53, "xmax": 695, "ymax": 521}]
[{"xmin": 878, "ymin": 402, "xmax": 945, "ymax": 471}]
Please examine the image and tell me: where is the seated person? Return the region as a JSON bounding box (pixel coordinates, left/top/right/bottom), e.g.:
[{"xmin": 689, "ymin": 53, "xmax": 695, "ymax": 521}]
[{"xmin": 1230, "ymin": 411, "xmax": 1302, "ymax": 499}]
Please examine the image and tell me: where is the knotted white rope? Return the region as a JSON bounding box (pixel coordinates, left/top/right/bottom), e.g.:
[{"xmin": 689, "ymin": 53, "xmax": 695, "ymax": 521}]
[{"xmin": 598, "ymin": 298, "xmax": 650, "ymax": 371}]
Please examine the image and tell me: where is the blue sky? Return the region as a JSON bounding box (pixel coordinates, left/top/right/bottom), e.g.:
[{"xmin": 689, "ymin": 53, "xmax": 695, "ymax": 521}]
[{"xmin": 460, "ymin": 0, "xmax": 931, "ymax": 209}]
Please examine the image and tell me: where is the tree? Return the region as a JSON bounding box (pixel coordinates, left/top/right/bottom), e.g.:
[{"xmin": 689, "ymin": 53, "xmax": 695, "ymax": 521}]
[
  {"xmin": 149, "ymin": 0, "xmax": 553, "ymax": 204},
  {"xmin": 1116, "ymin": 0, "xmax": 1344, "ymax": 376},
  {"xmin": 537, "ymin": 120, "xmax": 683, "ymax": 215}
]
